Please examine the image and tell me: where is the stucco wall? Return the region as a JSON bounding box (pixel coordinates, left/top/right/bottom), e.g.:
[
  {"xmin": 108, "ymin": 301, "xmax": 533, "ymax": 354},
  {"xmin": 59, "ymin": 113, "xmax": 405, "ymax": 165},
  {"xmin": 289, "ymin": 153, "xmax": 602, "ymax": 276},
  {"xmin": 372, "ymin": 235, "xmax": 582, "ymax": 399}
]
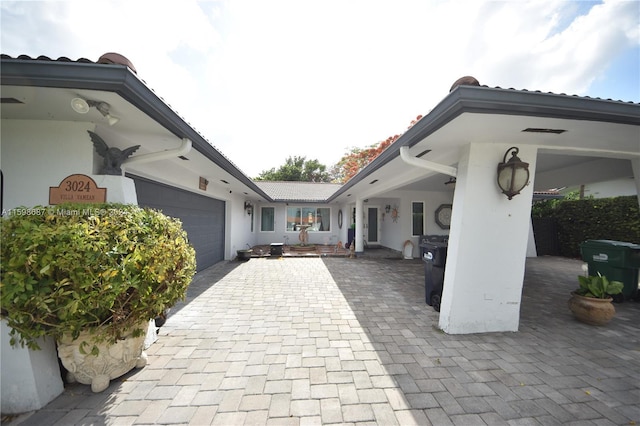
[
  {"xmin": 253, "ymin": 203, "xmax": 342, "ymax": 248},
  {"xmin": 245, "ymin": 192, "xmax": 455, "ymax": 257},
  {"xmin": 121, "ymin": 161, "xmax": 254, "ymax": 261},
  {"xmin": 229, "ymin": 199, "xmax": 256, "ymax": 256},
  {"xmin": 373, "ymin": 190, "xmax": 454, "ymax": 257},
  {"xmin": 1, "ymin": 119, "xmax": 95, "ymax": 211},
  {"xmin": 1, "ymin": 119, "xmax": 255, "ymax": 261}
]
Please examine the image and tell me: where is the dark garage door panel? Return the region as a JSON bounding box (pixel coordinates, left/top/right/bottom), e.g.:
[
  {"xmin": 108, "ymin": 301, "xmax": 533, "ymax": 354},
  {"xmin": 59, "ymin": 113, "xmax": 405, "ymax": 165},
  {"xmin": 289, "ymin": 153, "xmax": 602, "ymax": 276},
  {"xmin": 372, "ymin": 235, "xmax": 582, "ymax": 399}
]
[{"xmin": 133, "ymin": 178, "xmax": 225, "ymax": 271}]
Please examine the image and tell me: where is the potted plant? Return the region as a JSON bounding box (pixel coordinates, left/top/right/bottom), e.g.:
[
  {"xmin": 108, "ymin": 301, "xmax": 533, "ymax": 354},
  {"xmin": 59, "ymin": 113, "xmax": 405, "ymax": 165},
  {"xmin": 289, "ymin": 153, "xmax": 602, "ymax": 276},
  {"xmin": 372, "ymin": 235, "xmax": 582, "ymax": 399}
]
[
  {"xmin": 568, "ymin": 273, "xmax": 623, "ymax": 325},
  {"xmin": 236, "ymin": 248, "xmax": 252, "ymax": 261},
  {"xmin": 1, "ymin": 203, "xmax": 196, "ymax": 392}
]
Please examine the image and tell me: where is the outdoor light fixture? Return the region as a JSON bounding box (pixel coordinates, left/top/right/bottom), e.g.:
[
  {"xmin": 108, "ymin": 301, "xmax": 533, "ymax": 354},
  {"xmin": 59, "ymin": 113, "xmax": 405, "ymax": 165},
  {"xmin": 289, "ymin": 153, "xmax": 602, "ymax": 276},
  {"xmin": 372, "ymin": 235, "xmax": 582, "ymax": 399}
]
[
  {"xmin": 244, "ymin": 201, "xmax": 253, "ymax": 215},
  {"xmin": 497, "ymin": 147, "xmax": 529, "ymax": 200},
  {"xmin": 70, "ymin": 97, "xmax": 119, "ymax": 125},
  {"xmin": 444, "ymin": 177, "xmax": 456, "ymax": 188},
  {"xmin": 71, "ymin": 97, "xmax": 90, "ymax": 114}
]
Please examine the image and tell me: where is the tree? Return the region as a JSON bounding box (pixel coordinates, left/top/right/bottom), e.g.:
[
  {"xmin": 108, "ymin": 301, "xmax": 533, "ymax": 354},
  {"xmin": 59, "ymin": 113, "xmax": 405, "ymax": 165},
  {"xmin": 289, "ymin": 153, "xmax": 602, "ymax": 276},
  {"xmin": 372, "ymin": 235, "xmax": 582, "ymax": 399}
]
[
  {"xmin": 330, "ymin": 135, "xmax": 399, "ymax": 183},
  {"xmin": 255, "ymin": 156, "xmax": 331, "ymax": 182},
  {"xmin": 331, "ymin": 115, "xmax": 423, "ymax": 183}
]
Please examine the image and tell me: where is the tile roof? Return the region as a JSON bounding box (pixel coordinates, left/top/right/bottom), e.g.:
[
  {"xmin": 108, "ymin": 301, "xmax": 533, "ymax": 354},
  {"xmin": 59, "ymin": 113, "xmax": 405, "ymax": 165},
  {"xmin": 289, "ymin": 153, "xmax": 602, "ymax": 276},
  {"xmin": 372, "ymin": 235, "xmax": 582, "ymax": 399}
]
[
  {"xmin": 484, "ymin": 86, "xmax": 638, "ymax": 104},
  {"xmin": 4, "ymin": 55, "xmax": 637, "ymax": 105},
  {"xmin": 254, "ymin": 181, "xmax": 343, "ymax": 202}
]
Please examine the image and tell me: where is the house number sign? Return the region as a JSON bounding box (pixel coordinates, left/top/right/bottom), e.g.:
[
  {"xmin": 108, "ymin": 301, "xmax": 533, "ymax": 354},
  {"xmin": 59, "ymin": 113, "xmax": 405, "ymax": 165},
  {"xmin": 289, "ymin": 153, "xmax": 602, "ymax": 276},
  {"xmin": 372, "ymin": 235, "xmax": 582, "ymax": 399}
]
[{"xmin": 49, "ymin": 174, "xmax": 107, "ymax": 205}]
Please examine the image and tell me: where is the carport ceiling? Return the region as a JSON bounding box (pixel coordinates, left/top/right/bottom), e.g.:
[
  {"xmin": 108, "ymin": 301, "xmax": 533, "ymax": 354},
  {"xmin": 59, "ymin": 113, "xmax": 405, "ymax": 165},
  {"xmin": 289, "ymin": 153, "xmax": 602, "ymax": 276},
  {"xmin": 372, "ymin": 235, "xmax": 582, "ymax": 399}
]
[{"xmin": 331, "ymin": 101, "xmax": 638, "ymax": 202}]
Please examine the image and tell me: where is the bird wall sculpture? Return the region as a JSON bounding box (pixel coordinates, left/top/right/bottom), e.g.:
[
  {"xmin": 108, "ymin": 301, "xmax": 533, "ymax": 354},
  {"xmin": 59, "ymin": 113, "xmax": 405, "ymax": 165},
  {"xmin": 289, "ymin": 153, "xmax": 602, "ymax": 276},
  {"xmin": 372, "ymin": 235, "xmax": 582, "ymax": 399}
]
[{"xmin": 88, "ymin": 130, "xmax": 140, "ymax": 175}]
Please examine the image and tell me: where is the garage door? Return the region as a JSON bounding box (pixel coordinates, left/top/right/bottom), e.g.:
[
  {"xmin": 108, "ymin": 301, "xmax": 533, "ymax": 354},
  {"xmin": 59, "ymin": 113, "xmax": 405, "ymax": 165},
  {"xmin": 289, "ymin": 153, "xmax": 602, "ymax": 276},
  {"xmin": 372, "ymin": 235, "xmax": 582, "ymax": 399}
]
[{"xmin": 132, "ymin": 176, "xmax": 225, "ymax": 271}]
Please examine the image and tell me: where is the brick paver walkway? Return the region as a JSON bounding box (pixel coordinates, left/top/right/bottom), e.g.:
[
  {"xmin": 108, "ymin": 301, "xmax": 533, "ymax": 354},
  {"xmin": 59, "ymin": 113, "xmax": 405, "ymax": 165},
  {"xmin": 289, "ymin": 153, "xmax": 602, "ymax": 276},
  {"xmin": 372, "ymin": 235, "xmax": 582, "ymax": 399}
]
[{"xmin": 9, "ymin": 255, "xmax": 640, "ymax": 425}]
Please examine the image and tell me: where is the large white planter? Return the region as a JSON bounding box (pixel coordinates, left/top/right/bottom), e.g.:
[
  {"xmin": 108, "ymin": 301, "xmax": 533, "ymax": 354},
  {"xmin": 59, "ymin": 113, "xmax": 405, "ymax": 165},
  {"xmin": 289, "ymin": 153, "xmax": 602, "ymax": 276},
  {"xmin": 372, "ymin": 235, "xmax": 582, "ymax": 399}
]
[{"xmin": 57, "ymin": 324, "xmax": 148, "ymax": 393}]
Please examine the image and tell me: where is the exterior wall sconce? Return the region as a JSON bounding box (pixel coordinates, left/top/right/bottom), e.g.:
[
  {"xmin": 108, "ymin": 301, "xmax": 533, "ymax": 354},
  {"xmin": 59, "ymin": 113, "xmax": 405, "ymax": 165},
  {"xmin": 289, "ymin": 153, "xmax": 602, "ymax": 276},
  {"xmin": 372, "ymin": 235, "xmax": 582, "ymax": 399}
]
[
  {"xmin": 244, "ymin": 201, "xmax": 253, "ymax": 215},
  {"xmin": 385, "ymin": 205, "xmax": 391, "ymax": 213},
  {"xmin": 444, "ymin": 177, "xmax": 456, "ymax": 188},
  {"xmin": 497, "ymin": 147, "xmax": 530, "ymax": 200},
  {"xmin": 71, "ymin": 97, "xmax": 119, "ymax": 125}
]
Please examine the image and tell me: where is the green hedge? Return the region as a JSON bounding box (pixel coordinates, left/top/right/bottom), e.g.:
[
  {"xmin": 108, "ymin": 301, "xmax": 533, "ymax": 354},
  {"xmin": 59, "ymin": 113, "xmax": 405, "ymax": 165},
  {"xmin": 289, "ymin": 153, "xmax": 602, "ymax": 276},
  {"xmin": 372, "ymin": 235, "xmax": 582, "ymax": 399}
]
[
  {"xmin": 1, "ymin": 203, "xmax": 197, "ymax": 350},
  {"xmin": 532, "ymin": 196, "xmax": 640, "ymax": 258}
]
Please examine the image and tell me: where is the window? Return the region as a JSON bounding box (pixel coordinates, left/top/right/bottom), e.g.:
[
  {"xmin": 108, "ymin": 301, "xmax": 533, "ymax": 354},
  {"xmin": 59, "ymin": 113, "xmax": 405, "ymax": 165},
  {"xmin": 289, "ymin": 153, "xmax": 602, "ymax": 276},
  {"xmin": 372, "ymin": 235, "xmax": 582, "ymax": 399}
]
[
  {"xmin": 261, "ymin": 207, "xmax": 275, "ymax": 232},
  {"xmin": 286, "ymin": 207, "xmax": 330, "ymax": 231},
  {"xmin": 412, "ymin": 202, "xmax": 424, "ymax": 236}
]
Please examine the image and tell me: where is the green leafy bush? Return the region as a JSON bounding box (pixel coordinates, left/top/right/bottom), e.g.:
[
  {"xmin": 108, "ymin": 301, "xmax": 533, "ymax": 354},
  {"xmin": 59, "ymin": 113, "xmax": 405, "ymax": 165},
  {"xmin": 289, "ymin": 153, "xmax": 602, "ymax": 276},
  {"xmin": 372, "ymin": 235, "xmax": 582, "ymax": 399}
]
[
  {"xmin": 532, "ymin": 196, "xmax": 640, "ymax": 257},
  {"xmin": 576, "ymin": 274, "xmax": 623, "ymax": 299},
  {"xmin": 1, "ymin": 203, "xmax": 196, "ymax": 350}
]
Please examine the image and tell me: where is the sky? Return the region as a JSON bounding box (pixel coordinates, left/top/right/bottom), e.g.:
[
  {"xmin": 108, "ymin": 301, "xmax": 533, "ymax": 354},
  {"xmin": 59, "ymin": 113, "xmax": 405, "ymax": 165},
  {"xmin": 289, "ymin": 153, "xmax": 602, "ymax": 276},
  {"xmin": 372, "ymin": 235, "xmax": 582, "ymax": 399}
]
[{"xmin": 1, "ymin": 0, "xmax": 639, "ymax": 178}]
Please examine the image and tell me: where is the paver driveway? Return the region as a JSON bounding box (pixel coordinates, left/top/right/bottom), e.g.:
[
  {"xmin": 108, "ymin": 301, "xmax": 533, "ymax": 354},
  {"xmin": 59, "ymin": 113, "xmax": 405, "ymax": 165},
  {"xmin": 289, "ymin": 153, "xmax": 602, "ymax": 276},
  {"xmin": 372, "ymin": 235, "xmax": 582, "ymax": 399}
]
[{"xmin": 11, "ymin": 256, "xmax": 640, "ymax": 425}]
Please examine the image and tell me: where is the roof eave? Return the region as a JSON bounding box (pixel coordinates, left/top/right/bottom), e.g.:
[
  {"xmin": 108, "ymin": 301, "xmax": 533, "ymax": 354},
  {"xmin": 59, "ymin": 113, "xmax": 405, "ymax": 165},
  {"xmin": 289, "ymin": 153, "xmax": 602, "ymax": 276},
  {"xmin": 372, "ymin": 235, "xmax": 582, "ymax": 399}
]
[
  {"xmin": 1, "ymin": 58, "xmax": 274, "ymax": 202},
  {"xmin": 327, "ymin": 85, "xmax": 640, "ymax": 202}
]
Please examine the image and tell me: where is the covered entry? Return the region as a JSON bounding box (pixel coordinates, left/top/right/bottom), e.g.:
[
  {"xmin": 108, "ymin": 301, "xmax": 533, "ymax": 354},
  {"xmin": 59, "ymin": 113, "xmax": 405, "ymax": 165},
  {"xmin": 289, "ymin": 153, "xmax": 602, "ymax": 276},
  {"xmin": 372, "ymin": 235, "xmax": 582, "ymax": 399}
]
[
  {"xmin": 132, "ymin": 176, "xmax": 225, "ymax": 271},
  {"xmin": 328, "ymin": 83, "xmax": 639, "ymax": 334}
]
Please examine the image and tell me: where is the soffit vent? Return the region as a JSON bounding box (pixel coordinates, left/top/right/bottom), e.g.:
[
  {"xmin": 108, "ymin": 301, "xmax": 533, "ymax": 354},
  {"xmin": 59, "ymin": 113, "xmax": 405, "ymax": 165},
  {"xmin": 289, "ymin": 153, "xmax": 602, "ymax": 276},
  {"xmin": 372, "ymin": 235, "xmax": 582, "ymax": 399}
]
[
  {"xmin": 1, "ymin": 98, "xmax": 24, "ymax": 104},
  {"xmin": 522, "ymin": 128, "xmax": 567, "ymax": 134}
]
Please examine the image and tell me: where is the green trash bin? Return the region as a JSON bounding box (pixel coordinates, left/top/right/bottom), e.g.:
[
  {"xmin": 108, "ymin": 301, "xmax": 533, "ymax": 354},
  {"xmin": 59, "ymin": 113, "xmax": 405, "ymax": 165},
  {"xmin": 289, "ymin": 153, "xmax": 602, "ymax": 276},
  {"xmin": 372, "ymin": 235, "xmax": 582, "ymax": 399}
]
[{"xmin": 580, "ymin": 240, "xmax": 640, "ymax": 301}]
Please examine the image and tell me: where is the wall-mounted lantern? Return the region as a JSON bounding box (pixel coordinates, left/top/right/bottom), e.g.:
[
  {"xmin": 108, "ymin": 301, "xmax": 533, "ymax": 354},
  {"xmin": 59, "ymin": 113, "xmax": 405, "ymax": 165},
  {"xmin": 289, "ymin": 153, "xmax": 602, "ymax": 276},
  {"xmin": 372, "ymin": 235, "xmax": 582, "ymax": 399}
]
[
  {"xmin": 497, "ymin": 146, "xmax": 529, "ymax": 200},
  {"xmin": 244, "ymin": 201, "xmax": 253, "ymax": 215}
]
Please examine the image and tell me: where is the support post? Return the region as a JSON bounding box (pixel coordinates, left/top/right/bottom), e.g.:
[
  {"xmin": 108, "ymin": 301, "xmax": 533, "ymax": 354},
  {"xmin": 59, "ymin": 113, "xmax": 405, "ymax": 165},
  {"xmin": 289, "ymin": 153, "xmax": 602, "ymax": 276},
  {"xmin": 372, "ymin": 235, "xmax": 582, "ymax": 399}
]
[
  {"xmin": 355, "ymin": 198, "xmax": 365, "ymax": 254},
  {"xmin": 438, "ymin": 143, "xmax": 538, "ymax": 334}
]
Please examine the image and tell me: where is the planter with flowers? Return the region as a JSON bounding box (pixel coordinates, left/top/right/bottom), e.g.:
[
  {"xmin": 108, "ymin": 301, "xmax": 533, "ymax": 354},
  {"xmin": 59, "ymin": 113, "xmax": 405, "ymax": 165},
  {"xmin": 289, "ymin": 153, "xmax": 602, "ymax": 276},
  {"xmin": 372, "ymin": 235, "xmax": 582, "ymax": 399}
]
[{"xmin": 1, "ymin": 203, "xmax": 196, "ymax": 392}]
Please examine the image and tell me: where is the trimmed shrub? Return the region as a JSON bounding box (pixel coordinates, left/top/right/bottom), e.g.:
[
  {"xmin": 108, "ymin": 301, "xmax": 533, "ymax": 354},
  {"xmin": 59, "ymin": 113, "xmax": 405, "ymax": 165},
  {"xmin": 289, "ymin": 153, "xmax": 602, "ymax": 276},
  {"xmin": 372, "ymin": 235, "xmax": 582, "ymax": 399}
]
[
  {"xmin": 1, "ymin": 203, "xmax": 196, "ymax": 350},
  {"xmin": 532, "ymin": 196, "xmax": 639, "ymax": 258}
]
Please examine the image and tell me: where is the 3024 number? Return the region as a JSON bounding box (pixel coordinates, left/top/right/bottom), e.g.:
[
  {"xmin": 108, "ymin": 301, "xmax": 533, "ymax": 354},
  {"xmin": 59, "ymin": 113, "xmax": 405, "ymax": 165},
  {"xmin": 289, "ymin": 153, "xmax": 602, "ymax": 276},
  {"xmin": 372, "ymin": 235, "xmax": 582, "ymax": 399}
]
[{"xmin": 64, "ymin": 179, "xmax": 91, "ymax": 192}]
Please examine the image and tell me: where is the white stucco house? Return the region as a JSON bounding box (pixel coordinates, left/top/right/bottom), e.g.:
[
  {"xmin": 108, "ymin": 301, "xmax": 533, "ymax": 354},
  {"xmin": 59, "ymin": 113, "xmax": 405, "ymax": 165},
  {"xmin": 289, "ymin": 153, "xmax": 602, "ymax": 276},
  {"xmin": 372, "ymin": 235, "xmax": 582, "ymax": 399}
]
[{"xmin": 2, "ymin": 53, "xmax": 639, "ymax": 412}]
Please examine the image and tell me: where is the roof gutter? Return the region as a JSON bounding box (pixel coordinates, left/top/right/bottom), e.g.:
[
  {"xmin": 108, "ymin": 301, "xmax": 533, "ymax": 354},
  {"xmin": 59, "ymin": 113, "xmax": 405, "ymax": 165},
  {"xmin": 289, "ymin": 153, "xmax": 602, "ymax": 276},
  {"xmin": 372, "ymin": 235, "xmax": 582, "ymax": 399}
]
[
  {"xmin": 399, "ymin": 146, "xmax": 457, "ymax": 177},
  {"xmin": 124, "ymin": 138, "xmax": 192, "ymax": 166}
]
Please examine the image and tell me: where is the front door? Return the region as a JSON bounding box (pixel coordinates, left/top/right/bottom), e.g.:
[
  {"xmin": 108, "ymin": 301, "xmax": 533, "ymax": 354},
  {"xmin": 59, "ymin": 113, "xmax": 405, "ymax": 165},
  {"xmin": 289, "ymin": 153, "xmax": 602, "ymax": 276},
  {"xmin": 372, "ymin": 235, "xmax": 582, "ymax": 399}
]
[{"xmin": 367, "ymin": 207, "xmax": 379, "ymax": 244}]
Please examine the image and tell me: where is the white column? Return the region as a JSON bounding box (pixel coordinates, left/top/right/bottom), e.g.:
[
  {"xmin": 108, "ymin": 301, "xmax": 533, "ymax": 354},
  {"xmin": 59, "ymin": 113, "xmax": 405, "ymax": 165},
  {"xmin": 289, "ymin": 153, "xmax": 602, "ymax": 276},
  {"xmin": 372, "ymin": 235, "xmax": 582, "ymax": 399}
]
[
  {"xmin": 93, "ymin": 175, "xmax": 138, "ymax": 204},
  {"xmin": 355, "ymin": 198, "xmax": 365, "ymax": 253},
  {"xmin": 439, "ymin": 143, "xmax": 538, "ymax": 334}
]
